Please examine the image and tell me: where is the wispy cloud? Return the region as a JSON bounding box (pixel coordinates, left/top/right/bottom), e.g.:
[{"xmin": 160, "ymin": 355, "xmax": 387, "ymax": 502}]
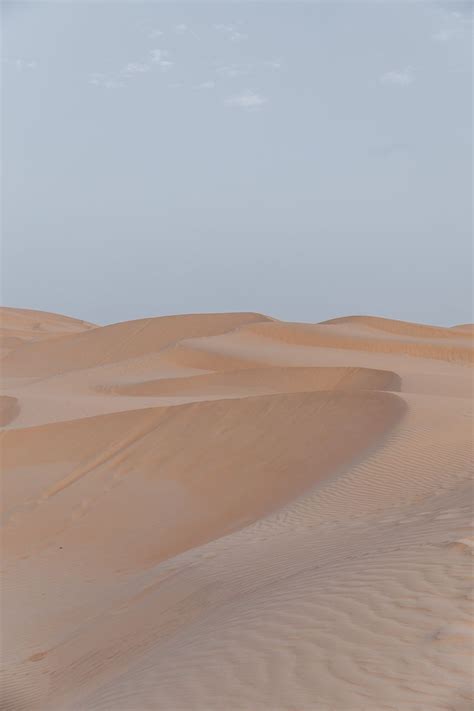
[
  {"xmin": 217, "ymin": 64, "xmax": 251, "ymax": 79},
  {"xmin": 122, "ymin": 62, "xmax": 150, "ymax": 76},
  {"xmin": 225, "ymin": 91, "xmax": 267, "ymax": 110},
  {"xmin": 380, "ymin": 68, "xmax": 415, "ymax": 87},
  {"xmin": 13, "ymin": 59, "xmax": 37, "ymax": 71},
  {"xmin": 264, "ymin": 60, "xmax": 282, "ymax": 70},
  {"xmin": 440, "ymin": 1, "xmax": 473, "ymax": 20},
  {"xmin": 88, "ymin": 73, "xmax": 124, "ymax": 89},
  {"xmin": 432, "ymin": 1, "xmax": 472, "ymax": 42},
  {"xmin": 150, "ymin": 49, "xmax": 173, "ymax": 70},
  {"xmin": 214, "ymin": 23, "xmax": 248, "ymax": 42},
  {"xmin": 432, "ymin": 28, "xmax": 459, "ymax": 41},
  {"xmin": 175, "ymin": 23, "xmax": 199, "ymax": 39},
  {"xmin": 195, "ymin": 80, "xmax": 215, "ymax": 90},
  {"xmin": 149, "ymin": 28, "xmax": 164, "ymax": 39},
  {"xmin": 89, "ymin": 48, "xmax": 173, "ymax": 89}
]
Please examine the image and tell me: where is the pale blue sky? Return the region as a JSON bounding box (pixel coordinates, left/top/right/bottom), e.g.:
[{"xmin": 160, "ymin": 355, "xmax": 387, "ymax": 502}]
[{"xmin": 2, "ymin": 1, "xmax": 472, "ymax": 325}]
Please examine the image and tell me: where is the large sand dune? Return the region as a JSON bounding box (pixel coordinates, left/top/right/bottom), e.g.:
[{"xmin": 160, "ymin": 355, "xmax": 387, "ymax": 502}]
[{"xmin": 1, "ymin": 308, "xmax": 473, "ymax": 710}]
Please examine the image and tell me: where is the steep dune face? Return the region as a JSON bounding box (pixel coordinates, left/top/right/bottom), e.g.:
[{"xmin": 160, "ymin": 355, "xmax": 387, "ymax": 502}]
[{"xmin": 1, "ymin": 309, "xmax": 472, "ymax": 711}]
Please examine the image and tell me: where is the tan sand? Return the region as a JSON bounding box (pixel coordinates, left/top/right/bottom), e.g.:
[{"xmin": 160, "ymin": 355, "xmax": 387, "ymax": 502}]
[{"xmin": 1, "ymin": 309, "xmax": 473, "ymax": 710}]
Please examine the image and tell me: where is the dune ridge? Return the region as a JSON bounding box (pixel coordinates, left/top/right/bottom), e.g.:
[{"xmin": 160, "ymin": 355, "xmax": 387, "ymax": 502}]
[{"xmin": 1, "ymin": 308, "xmax": 472, "ymax": 710}]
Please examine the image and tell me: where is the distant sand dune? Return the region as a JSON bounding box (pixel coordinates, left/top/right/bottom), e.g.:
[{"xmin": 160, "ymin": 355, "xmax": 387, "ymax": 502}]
[
  {"xmin": 322, "ymin": 314, "xmax": 474, "ymax": 339},
  {"xmin": 242, "ymin": 320, "xmax": 474, "ymax": 364},
  {"xmin": 0, "ymin": 306, "xmax": 96, "ymax": 358},
  {"xmin": 1, "ymin": 309, "xmax": 472, "ymax": 710}
]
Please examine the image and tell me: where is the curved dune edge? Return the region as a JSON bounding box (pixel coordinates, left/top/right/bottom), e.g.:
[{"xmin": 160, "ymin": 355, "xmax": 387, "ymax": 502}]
[
  {"xmin": 99, "ymin": 365, "xmax": 401, "ymax": 398},
  {"xmin": 2, "ymin": 390, "xmax": 405, "ymax": 566}
]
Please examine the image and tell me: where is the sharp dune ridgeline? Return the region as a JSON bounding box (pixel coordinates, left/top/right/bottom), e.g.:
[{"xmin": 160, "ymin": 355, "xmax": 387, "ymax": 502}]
[{"xmin": 1, "ymin": 306, "xmax": 473, "ymax": 711}]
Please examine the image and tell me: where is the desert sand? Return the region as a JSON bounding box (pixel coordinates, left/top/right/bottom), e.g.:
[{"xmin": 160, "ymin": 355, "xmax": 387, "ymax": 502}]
[{"xmin": 1, "ymin": 306, "xmax": 473, "ymax": 711}]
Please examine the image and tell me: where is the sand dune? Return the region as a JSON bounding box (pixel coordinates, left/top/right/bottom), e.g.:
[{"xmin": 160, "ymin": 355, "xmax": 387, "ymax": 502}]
[
  {"xmin": 1, "ymin": 312, "xmax": 269, "ymax": 379},
  {"xmin": 1, "ymin": 309, "xmax": 472, "ymax": 710},
  {"xmin": 0, "ymin": 307, "xmax": 96, "ymax": 358}
]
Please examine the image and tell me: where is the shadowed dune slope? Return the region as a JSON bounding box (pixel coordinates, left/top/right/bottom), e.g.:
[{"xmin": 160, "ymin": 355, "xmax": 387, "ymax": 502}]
[
  {"xmin": 1, "ymin": 308, "xmax": 473, "ymax": 711},
  {"xmin": 0, "ymin": 396, "xmax": 20, "ymax": 426}
]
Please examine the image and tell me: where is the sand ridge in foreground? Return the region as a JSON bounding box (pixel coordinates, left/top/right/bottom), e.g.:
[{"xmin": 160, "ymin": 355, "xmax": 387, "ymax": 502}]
[{"xmin": 1, "ymin": 307, "xmax": 473, "ymax": 710}]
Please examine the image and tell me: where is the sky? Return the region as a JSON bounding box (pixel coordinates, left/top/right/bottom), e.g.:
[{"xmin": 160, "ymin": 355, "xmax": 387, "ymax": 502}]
[{"xmin": 2, "ymin": 0, "xmax": 472, "ymax": 326}]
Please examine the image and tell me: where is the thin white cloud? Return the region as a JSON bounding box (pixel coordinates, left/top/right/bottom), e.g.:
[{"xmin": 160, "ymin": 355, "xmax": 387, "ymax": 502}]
[
  {"xmin": 225, "ymin": 91, "xmax": 267, "ymax": 110},
  {"xmin": 441, "ymin": 1, "xmax": 473, "ymax": 21},
  {"xmin": 89, "ymin": 48, "xmax": 173, "ymax": 89},
  {"xmin": 150, "ymin": 49, "xmax": 173, "ymax": 70},
  {"xmin": 432, "ymin": 2, "xmax": 471, "ymax": 42},
  {"xmin": 230, "ymin": 31, "xmax": 247, "ymax": 42},
  {"xmin": 88, "ymin": 73, "xmax": 124, "ymax": 89},
  {"xmin": 149, "ymin": 28, "xmax": 164, "ymax": 39},
  {"xmin": 195, "ymin": 80, "xmax": 215, "ymax": 90},
  {"xmin": 214, "ymin": 23, "xmax": 248, "ymax": 42},
  {"xmin": 380, "ymin": 69, "xmax": 415, "ymax": 87},
  {"xmin": 175, "ymin": 23, "xmax": 199, "ymax": 39},
  {"xmin": 214, "ymin": 23, "xmax": 234, "ymax": 32},
  {"xmin": 432, "ymin": 28, "xmax": 459, "ymax": 41},
  {"xmin": 432, "ymin": 5, "xmax": 471, "ymax": 42},
  {"xmin": 217, "ymin": 64, "xmax": 251, "ymax": 78},
  {"xmin": 122, "ymin": 62, "xmax": 150, "ymax": 76},
  {"xmin": 14, "ymin": 59, "xmax": 37, "ymax": 71},
  {"xmin": 264, "ymin": 60, "xmax": 282, "ymax": 70}
]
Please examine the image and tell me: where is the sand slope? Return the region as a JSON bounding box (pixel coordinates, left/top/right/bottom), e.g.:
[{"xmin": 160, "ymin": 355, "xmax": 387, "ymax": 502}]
[{"xmin": 1, "ymin": 310, "xmax": 472, "ymax": 710}]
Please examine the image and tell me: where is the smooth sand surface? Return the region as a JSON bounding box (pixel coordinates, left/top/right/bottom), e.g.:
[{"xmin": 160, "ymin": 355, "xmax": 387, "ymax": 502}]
[{"xmin": 1, "ymin": 308, "xmax": 473, "ymax": 710}]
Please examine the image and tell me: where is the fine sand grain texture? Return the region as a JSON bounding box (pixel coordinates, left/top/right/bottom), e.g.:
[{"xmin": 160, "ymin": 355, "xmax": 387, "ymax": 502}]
[{"xmin": 1, "ymin": 309, "xmax": 473, "ymax": 710}]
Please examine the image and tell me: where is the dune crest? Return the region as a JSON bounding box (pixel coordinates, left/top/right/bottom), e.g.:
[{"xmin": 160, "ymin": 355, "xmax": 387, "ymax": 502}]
[{"xmin": 1, "ymin": 308, "xmax": 472, "ymax": 711}]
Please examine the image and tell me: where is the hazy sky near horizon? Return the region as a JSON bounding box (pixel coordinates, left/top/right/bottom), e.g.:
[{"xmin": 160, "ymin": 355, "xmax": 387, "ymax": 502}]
[{"xmin": 2, "ymin": 0, "xmax": 472, "ymax": 325}]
